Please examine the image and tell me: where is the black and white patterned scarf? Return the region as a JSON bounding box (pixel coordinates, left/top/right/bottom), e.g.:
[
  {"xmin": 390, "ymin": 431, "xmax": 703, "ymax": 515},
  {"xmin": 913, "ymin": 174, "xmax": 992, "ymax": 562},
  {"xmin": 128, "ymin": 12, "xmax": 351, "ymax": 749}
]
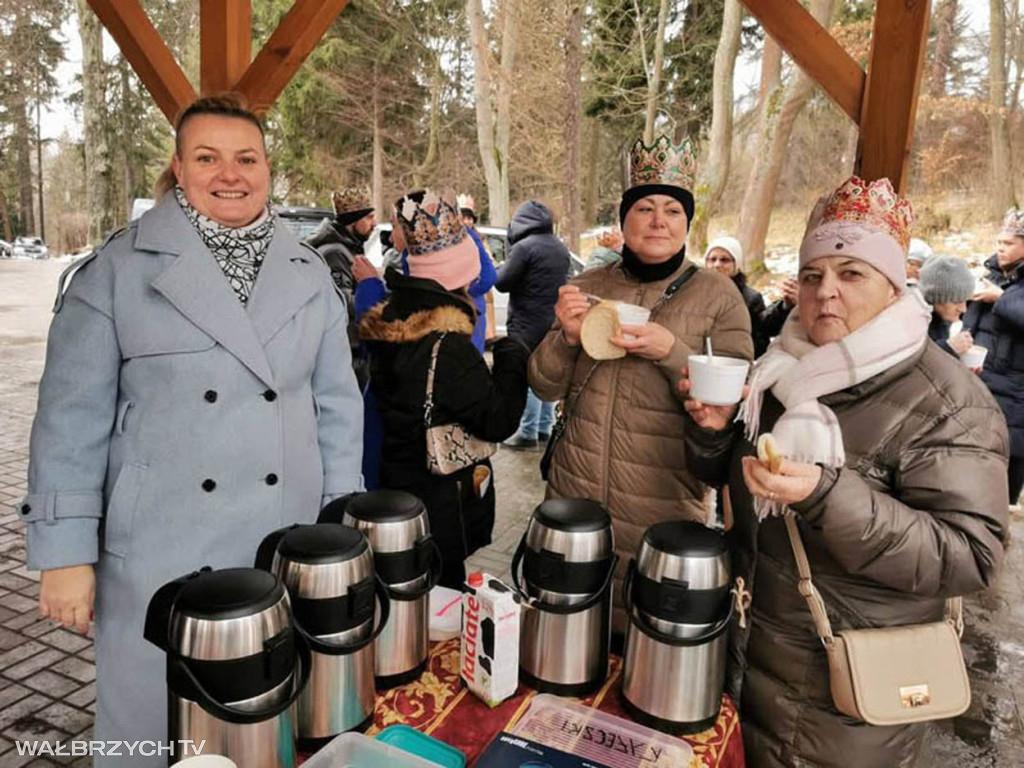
[{"xmin": 175, "ymin": 187, "xmax": 275, "ymax": 303}]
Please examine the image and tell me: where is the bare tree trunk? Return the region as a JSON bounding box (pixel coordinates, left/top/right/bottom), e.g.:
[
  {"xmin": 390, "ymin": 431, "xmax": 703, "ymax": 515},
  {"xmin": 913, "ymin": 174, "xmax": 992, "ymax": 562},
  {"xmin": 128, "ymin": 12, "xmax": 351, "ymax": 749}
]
[
  {"xmin": 691, "ymin": 0, "xmax": 743, "ymax": 253},
  {"xmin": 120, "ymin": 58, "xmax": 136, "ymax": 218},
  {"xmin": 564, "ymin": 0, "xmax": 583, "ymax": 254},
  {"xmin": 372, "ymin": 63, "xmax": 384, "ymax": 219},
  {"xmin": 583, "ymin": 121, "xmax": 601, "ymax": 226},
  {"xmin": 737, "ymin": 0, "xmax": 835, "ymax": 269},
  {"xmin": 990, "ymin": 0, "xmax": 1017, "ymax": 215},
  {"xmin": 643, "ymin": 0, "xmax": 671, "ymax": 143},
  {"xmin": 14, "ymin": 90, "xmax": 35, "ymax": 236},
  {"xmin": 466, "ymin": 0, "xmax": 517, "ymax": 226},
  {"xmin": 0, "ymin": 184, "xmax": 13, "ymax": 242},
  {"xmin": 928, "ymin": 0, "xmax": 958, "ymax": 97},
  {"xmin": 78, "ymin": 0, "xmax": 114, "ymax": 244},
  {"xmin": 413, "ymin": 56, "xmax": 442, "ymax": 188}
]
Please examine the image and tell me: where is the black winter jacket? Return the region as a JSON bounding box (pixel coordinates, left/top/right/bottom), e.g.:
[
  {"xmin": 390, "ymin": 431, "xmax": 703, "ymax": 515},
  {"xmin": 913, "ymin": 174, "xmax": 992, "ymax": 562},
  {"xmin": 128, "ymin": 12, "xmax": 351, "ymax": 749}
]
[
  {"xmin": 307, "ymin": 216, "xmax": 369, "ymax": 385},
  {"xmin": 928, "ymin": 312, "xmax": 957, "ymax": 357},
  {"xmin": 964, "ymin": 255, "xmax": 1024, "ymax": 455},
  {"xmin": 359, "ymin": 272, "xmax": 529, "ymax": 579},
  {"xmin": 733, "ymin": 274, "xmax": 769, "ymax": 357},
  {"xmin": 495, "ymin": 202, "xmax": 570, "ymax": 350}
]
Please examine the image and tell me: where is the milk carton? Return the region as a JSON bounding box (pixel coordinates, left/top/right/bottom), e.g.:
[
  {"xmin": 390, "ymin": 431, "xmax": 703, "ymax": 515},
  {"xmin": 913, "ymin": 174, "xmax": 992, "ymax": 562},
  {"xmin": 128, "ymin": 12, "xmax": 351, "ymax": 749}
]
[{"xmin": 460, "ymin": 572, "xmax": 520, "ymax": 706}]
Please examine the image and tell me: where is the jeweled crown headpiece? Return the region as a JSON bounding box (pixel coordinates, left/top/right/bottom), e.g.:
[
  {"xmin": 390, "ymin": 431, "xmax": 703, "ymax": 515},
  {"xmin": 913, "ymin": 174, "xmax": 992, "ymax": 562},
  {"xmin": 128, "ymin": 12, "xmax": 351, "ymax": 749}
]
[
  {"xmin": 817, "ymin": 176, "xmax": 914, "ymax": 253},
  {"xmin": 628, "ymin": 135, "xmax": 698, "ymax": 191},
  {"xmin": 1001, "ymin": 207, "xmax": 1024, "ymax": 238},
  {"xmin": 332, "ymin": 186, "xmax": 372, "ymax": 216},
  {"xmin": 395, "ymin": 190, "xmax": 468, "ymax": 257}
]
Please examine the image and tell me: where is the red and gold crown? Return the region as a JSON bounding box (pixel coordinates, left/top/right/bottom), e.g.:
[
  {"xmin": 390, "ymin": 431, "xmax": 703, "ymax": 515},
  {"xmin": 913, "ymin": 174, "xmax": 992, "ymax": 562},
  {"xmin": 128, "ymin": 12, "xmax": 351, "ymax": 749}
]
[
  {"xmin": 629, "ymin": 134, "xmax": 698, "ymax": 190},
  {"xmin": 395, "ymin": 190, "xmax": 468, "ymax": 256},
  {"xmin": 818, "ymin": 176, "xmax": 913, "ymax": 252}
]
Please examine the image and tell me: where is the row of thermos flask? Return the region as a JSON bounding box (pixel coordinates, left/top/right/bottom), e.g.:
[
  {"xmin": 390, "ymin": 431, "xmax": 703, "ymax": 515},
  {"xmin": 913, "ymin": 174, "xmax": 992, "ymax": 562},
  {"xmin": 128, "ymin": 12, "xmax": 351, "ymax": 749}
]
[
  {"xmin": 143, "ymin": 490, "xmax": 441, "ymax": 767},
  {"xmin": 512, "ymin": 498, "xmax": 733, "ymax": 736}
]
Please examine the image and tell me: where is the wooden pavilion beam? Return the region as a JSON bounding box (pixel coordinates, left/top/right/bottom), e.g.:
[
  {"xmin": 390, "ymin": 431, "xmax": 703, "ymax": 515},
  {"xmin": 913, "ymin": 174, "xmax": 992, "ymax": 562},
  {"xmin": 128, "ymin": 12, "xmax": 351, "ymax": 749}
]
[
  {"xmin": 236, "ymin": 0, "xmax": 350, "ymax": 116},
  {"xmin": 856, "ymin": 0, "xmax": 931, "ymax": 192},
  {"xmin": 85, "ymin": 0, "xmax": 197, "ymax": 123},
  {"xmin": 740, "ymin": 0, "xmax": 866, "ymax": 123},
  {"xmin": 201, "ymin": 0, "xmax": 252, "ymax": 95}
]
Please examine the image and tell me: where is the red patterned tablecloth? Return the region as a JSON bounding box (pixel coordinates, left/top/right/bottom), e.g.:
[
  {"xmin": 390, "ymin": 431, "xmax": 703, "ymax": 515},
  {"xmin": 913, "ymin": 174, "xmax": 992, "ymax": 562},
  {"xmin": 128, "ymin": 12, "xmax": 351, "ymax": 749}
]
[{"xmin": 357, "ymin": 638, "xmax": 744, "ymax": 767}]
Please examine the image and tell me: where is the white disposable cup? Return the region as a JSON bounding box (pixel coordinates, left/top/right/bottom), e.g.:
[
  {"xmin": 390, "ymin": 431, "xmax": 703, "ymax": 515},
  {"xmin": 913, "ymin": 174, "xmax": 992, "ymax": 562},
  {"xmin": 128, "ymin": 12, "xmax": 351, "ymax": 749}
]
[
  {"xmin": 961, "ymin": 345, "xmax": 988, "ymax": 368},
  {"xmin": 616, "ymin": 303, "xmax": 651, "ymax": 340},
  {"xmin": 175, "ymin": 758, "xmax": 237, "ymax": 768},
  {"xmin": 688, "ymin": 354, "xmax": 750, "ymax": 406}
]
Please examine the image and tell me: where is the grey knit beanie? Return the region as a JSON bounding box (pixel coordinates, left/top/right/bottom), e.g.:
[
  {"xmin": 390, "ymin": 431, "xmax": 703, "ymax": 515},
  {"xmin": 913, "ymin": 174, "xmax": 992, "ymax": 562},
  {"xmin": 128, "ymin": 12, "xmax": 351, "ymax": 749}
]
[{"xmin": 919, "ymin": 255, "xmax": 976, "ymax": 304}]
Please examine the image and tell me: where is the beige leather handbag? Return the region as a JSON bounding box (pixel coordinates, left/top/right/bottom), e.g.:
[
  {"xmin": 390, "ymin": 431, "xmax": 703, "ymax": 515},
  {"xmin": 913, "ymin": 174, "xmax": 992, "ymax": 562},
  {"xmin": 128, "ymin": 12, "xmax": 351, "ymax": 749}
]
[{"xmin": 784, "ymin": 516, "xmax": 971, "ymax": 726}]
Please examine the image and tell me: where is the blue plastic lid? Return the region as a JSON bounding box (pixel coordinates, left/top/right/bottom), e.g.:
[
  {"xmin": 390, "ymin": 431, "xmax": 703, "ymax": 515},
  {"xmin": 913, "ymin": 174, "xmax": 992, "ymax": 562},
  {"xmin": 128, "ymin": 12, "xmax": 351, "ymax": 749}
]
[{"xmin": 375, "ymin": 725, "xmax": 466, "ymax": 768}]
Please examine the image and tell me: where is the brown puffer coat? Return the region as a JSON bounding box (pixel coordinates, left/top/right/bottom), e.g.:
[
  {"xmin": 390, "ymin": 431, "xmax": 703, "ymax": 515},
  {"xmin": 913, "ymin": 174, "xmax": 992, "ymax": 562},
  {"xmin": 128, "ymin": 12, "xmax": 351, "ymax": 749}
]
[
  {"xmin": 685, "ymin": 341, "xmax": 1009, "ymax": 767},
  {"xmin": 529, "ymin": 261, "xmax": 753, "ymax": 630}
]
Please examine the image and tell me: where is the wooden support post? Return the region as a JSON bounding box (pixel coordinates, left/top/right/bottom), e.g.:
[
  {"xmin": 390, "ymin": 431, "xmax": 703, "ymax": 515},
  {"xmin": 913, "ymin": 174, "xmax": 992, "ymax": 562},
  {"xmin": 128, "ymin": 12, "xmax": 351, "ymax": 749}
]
[
  {"xmin": 201, "ymin": 0, "xmax": 252, "ymax": 95},
  {"xmin": 85, "ymin": 0, "xmax": 197, "ymax": 123},
  {"xmin": 856, "ymin": 0, "xmax": 931, "ymax": 191},
  {"xmin": 236, "ymin": 0, "xmax": 350, "ymax": 115},
  {"xmin": 740, "ymin": 0, "xmax": 865, "ymax": 123}
]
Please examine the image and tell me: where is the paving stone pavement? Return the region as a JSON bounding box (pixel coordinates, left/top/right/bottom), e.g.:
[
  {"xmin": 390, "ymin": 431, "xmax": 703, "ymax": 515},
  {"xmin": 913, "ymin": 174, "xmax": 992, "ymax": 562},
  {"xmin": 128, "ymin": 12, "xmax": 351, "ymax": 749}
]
[{"xmin": 3, "ymin": 259, "xmax": 1024, "ymax": 765}]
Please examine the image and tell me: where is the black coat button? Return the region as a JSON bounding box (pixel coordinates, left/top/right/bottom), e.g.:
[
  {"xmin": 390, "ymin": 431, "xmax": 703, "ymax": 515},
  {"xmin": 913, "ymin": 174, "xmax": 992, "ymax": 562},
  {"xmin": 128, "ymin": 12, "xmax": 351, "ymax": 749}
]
[
  {"xmin": 20, "ymin": 504, "xmax": 30, "ymax": 515},
  {"xmin": 204, "ymin": 390, "xmax": 218, "ymax": 403},
  {"xmin": 263, "ymin": 390, "xmax": 277, "ymax": 402},
  {"xmin": 265, "ymin": 473, "xmax": 279, "ymax": 486},
  {"xmin": 202, "ymin": 479, "xmax": 216, "ymax": 492}
]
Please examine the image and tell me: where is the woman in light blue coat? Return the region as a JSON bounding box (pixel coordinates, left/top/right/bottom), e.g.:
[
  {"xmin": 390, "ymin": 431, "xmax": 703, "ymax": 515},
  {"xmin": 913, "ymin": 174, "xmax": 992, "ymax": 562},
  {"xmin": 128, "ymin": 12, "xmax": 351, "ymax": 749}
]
[{"xmin": 20, "ymin": 95, "xmax": 363, "ymax": 764}]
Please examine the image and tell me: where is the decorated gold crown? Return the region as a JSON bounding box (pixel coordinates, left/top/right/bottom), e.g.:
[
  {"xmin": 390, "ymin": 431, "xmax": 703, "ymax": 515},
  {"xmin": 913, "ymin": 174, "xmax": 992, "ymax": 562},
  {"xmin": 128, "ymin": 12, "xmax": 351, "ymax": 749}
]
[
  {"xmin": 1001, "ymin": 207, "xmax": 1024, "ymax": 238},
  {"xmin": 818, "ymin": 176, "xmax": 913, "ymax": 252},
  {"xmin": 332, "ymin": 185, "xmax": 372, "ymax": 216},
  {"xmin": 629, "ymin": 134, "xmax": 698, "ymax": 190},
  {"xmin": 395, "ymin": 190, "xmax": 468, "ymax": 256}
]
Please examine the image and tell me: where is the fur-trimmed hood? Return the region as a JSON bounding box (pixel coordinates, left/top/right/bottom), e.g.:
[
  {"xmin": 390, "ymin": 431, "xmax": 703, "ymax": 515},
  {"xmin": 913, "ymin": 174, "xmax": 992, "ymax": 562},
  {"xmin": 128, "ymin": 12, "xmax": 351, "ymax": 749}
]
[{"xmin": 359, "ymin": 302, "xmax": 474, "ymax": 343}]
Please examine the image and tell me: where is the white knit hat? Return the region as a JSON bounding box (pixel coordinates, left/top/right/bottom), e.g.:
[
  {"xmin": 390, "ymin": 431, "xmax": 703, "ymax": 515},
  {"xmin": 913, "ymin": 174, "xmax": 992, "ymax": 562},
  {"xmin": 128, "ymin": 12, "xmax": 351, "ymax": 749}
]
[{"xmin": 704, "ymin": 236, "xmax": 743, "ymax": 264}]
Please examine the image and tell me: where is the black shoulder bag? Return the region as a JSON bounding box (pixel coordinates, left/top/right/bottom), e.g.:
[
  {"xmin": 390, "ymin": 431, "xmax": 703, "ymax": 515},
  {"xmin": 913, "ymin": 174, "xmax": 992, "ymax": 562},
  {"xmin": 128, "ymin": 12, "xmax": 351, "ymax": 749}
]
[{"xmin": 539, "ymin": 264, "xmax": 699, "ymax": 481}]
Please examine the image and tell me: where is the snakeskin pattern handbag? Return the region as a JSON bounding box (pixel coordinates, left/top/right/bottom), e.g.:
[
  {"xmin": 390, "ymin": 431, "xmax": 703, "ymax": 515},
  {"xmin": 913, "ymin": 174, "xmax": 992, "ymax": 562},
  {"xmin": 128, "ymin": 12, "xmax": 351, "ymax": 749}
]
[{"xmin": 424, "ymin": 333, "xmax": 497, "ymax": 476}]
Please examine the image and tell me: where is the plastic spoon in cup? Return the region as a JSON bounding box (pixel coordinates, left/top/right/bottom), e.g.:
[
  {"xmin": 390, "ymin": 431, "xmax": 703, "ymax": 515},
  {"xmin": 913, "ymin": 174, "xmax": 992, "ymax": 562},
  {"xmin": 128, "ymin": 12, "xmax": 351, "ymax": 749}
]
[{"xmin": 705, "ymin": 335, "xmax": 716, "ymax": 365}]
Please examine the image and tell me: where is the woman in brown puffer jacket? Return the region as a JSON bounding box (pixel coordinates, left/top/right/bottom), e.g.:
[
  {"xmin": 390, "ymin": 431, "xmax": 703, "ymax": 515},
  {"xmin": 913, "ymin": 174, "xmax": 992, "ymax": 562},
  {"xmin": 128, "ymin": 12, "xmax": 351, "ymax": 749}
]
[
  {"xmin": 529, "ymin": 135, "xmax": 753, "ymax": 633},
  {"xmin": 683, "ymin": 177, "xmax": 1008, "ymax": 767}
]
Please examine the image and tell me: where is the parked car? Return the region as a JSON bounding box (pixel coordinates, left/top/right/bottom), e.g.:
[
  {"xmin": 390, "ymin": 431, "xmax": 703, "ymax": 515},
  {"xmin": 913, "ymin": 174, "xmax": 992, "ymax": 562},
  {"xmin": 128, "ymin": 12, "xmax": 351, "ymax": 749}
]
[
  {"xmin": 276, "ymin": 206, "xmax": 335, "ymax": 241},
  {"xmin": 365, "ymin": 223, "xmax": 584, "ymax": 337},
  {"xmin": 12, "ymin": 236, "xmax": 49, "ymax": 259},
  {"xmin": 0, "ymin": 239, "xmax": 11, "ymax": 258},
  {"xmin": 130, "ymin": 198, "xmax": 156, "ymax": 222}
]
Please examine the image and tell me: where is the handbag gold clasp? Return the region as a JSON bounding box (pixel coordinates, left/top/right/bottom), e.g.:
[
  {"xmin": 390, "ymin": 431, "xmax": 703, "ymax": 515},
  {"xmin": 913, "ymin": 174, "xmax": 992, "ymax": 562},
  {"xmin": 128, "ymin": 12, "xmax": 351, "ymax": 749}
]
[{"xmin": 900, "ymin": 684, "xmax": 931, "ymax": 708}]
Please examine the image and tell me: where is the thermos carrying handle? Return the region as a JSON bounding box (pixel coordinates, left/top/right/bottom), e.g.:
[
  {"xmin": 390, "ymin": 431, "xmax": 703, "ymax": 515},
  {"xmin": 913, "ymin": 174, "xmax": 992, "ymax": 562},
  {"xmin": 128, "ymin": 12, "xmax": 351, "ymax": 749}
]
[
  {"xmin": 316, "ymin": 492, "xmax": 362, "ymax": 525},
  {"xmin": 383, "ymin": 535, "xmax": 443, "ymax": 601},
  {"xmin": 253, "ymin": 524, "xmax": 300, "ymax": 573},
  {"xmin": 511, "ymin": 535, "xmax": 618, "ymax": 615},
  {"xmin": 622, "ymin": 559, "xmax": 734, "ymax": 647},
  {"xmin": 167, "ymin": 625, "xmax": 313, "ymax": 725},
  {"xmin": 143, "ymin": 567, "xmax": 211, "ymax": 652},
  {"xmin": 291, "ymin": 574, "xmax": 391, "ymax": 656}
]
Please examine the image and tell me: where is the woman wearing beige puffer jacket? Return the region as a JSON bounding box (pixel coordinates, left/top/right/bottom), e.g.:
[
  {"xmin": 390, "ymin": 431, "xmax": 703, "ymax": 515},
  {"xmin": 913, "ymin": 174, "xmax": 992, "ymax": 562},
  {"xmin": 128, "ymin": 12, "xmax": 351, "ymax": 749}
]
[
  {"xmin": 683, "ymin": 177, "xmax": 1008, "ymax": 766},
  {"xmin": 528, "ymin": 134, "xmax": 753, "ymax": 633}
]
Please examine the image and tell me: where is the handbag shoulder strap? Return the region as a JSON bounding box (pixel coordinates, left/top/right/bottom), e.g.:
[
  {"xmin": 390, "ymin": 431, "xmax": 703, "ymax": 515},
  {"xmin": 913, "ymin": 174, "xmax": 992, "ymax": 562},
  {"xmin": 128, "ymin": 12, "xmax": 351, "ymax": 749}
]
[
  {"xmin": 783, "ymin": 515, "xmax": 964, "ymax": 641},
  {"xmin": 650, "ymin": 263, "xmax": 699, "ymax": 314},
  {"xmin": 423, "ymin": 332, "xmax": 446, "ymax": 426}
]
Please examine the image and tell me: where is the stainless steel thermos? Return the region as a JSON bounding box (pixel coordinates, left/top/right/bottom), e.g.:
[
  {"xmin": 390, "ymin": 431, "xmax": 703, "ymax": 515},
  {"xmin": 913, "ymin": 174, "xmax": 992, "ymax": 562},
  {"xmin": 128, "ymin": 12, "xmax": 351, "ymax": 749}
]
[
  {"xmin": 255, "ymin": 523, "xmax": 389, "ymax": 750},
  {"xmin": 144, "ymin": 567, "xmax": 310, "ymax": 767},
  {"xmin": 621, "ymin": 521, "xmax": 732, "ymax": 734},
  {"xmin": 512, "ymin": 498, "xmax": 616, "ymax": 696},
  {"xmin": 320, "ymin": 490, "xmax": 441, "ymax": 689}
]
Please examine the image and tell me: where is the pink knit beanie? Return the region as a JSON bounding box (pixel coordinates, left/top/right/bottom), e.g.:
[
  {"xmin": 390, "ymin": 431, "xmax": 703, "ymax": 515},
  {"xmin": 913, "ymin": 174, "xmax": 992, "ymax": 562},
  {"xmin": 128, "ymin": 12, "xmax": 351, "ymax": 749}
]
[{"xmin": 798, "ymin": 176, "xmax": 914, "ymax": 291}]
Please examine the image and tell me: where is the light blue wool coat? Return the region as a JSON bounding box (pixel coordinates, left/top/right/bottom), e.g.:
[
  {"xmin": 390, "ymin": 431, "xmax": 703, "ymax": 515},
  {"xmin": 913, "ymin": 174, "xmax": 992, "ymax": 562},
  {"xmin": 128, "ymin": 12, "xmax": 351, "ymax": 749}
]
[{"xmin": 20, "ymin": 195, "xmax": 363, "ymax": 765}]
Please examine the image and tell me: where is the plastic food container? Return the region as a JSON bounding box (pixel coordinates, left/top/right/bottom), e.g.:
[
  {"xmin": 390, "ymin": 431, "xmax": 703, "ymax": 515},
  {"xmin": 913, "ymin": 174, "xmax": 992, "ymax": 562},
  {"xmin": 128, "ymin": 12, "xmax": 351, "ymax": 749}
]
[
  {"xmin": 961, "ymin": 344, "xmax": 988, "ymax": 368},
  {"xmin": 429, "ymin": 585, "xmax": 464, "ymax": 641},
  {"xmin": 301, "ymin": 732, "xmax": 442, "ymax": 768},
  {"xmin": 616, "ymin": 303, "xmax": 651, "ymax": 340},
  {"xmin": 687, "ymin": 354, "xmax": 750, "ymax": 405},
  {"xmin": 377, "ymin": 724, "xmax": 466, "ymax": 767},
  {"xmin": 510, "ymin": 694, "xmax": 694, "ymax": 768}
]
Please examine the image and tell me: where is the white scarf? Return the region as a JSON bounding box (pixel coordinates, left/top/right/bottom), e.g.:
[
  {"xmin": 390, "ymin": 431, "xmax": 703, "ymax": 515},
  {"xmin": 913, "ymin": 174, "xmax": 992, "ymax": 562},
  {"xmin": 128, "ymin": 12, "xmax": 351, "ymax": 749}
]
[{"xmin": 736, "ymin": 292, "xmax": 930, "ymax": 519}]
